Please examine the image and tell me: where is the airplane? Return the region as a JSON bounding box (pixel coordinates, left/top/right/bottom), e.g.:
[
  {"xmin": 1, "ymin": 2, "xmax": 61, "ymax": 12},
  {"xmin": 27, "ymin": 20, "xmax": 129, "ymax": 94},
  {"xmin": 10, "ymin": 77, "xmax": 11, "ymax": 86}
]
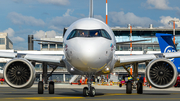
[{"xmin": 0, "ymin": 0, "xmax": 180, "ymax": 97}]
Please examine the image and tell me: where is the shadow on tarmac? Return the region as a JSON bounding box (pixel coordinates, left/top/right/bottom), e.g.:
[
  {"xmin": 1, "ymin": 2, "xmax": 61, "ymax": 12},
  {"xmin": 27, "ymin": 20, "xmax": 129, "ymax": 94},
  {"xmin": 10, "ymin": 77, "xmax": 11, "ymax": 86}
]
[
  {"xmin": 4, "ymin": 93, "xmax": 34, "ymax": 95},
  {"xmin": 143, "ymin": 93, "xmax": 171, "ymax": 95},
  {"xmin": 57, "ymin": 92, "xmax": 104, "ymax": 97}
]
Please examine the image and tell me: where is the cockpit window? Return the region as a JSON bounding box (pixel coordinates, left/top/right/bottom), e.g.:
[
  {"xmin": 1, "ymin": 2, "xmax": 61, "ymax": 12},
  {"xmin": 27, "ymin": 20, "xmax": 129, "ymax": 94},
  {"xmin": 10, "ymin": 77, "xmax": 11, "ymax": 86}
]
[{"xmin": 67, "ymin": 29, "xmax": 112, "ymax": 40}]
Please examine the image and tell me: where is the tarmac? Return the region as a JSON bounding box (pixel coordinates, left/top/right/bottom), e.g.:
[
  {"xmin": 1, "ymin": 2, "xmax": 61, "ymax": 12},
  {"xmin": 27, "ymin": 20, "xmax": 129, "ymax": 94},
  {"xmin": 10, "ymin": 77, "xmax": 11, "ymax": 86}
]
[{"xmin": 0, "ymin": 83, "xmax": 180, "ymax": 101}]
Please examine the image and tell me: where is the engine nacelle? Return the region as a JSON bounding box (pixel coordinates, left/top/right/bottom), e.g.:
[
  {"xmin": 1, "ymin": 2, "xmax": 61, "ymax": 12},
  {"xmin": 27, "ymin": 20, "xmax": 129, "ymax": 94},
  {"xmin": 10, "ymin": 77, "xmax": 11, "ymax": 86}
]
[
  {"xmin": 145, "ymin": 58, "xmax": 177, "ymax": 89},
  {"xmin": 3, "ymin": 58, "xmax": 36, "ymax": 89}
]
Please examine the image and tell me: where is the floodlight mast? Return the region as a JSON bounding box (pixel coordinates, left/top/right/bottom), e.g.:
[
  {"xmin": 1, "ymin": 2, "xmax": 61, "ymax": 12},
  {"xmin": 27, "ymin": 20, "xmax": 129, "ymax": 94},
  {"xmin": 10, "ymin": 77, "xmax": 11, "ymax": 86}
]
[
  {"xmin": 169, "ymin": 20, "xmax": 179, "ymax": 44},
  {"xmin": 106, "ymin": 0, "xmax": 108, "ymax": 24}
]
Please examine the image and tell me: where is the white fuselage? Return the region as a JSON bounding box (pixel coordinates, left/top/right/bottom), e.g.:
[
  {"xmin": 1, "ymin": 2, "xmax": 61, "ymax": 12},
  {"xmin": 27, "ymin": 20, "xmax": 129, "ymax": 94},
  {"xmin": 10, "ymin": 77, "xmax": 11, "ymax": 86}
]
[{"xmin": 63, "ymin": 18, "xmax": 116, "ymax": 75}]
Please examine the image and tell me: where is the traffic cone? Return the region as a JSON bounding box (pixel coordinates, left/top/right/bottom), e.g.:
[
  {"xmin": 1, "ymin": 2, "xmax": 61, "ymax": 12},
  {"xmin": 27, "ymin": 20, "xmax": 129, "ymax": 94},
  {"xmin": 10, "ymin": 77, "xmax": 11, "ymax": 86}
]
[{"xmin": 149, "ymin": 85, "xmax": 152, "ymax": 88}]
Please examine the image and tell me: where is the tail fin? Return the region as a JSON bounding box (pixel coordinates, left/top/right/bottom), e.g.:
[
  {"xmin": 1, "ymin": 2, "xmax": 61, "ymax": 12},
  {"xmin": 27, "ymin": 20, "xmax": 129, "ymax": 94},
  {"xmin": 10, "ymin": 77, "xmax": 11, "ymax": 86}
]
[
  {"xmin": 156, "ymin": 33, "xmax": 180, "ymax": 74},
  {"xmin": 156, "ymin": 33, "xmax": 177, "ymax": 53},
  {"xmin": 89, "ymin": 0, "xmax": 93, "ymax": 18}
]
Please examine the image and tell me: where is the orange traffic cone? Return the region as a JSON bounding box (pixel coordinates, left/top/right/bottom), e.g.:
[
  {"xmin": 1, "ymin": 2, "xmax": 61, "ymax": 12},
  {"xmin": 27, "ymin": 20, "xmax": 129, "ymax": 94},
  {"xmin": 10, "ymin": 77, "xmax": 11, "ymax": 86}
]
[{"xmin": 149, "ymin": 85, "xmax": 152, "ymax": 88}]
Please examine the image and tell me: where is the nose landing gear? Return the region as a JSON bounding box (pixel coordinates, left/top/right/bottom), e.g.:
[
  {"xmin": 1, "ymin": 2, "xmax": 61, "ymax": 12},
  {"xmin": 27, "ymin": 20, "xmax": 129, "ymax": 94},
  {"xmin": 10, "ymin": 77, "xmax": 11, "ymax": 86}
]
[{"xmin": 83, "ymin": 75, "xmax": 96, "ymax": 97}]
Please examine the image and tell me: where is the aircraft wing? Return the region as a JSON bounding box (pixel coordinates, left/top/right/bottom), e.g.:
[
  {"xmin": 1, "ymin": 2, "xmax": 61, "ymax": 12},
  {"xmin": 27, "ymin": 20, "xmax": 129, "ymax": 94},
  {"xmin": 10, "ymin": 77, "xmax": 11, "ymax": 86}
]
[
  {"xmin": 0, "ymin": 52, "xmax": 17, "ymax": 58},
  {"xmin": 0, "ymin": 51, "xmax": 65, "ymax": 66},
  {"xmin": 114, "ymin": 52, "xmax": 180, "ymax": 67},
  {"xmin": 33, "ymin": 39, "xmax": 63, "ymax": 44},
  {"xmin": 116, "ymin": 39, "xmax": 150, "ymax": 45}
]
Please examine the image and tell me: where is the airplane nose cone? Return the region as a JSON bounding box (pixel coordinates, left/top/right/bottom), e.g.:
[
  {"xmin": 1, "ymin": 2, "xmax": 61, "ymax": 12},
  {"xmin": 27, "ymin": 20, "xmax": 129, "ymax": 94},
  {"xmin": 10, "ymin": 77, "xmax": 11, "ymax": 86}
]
[
  {"xmin": 80, "ymin": 45, "xmax": 102, "ymax": 65},
  {"xmin": 69, "ymin": 38, "xmax": 111, "ymax": 72}
]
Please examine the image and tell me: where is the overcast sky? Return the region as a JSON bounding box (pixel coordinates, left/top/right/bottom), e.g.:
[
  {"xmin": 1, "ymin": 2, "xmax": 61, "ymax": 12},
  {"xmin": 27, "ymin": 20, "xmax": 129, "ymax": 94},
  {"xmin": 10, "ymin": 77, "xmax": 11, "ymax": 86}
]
[{"xmin": 1, "ymin": 0, "xmax": 180, "ymax": 50}]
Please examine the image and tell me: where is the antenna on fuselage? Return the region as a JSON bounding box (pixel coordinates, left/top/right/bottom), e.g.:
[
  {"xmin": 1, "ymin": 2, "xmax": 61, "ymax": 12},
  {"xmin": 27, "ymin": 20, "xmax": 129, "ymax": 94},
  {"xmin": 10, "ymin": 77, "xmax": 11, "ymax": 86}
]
[{"xmin": 89, "ymin": 0, "xmax": 93, "ymax": 18}]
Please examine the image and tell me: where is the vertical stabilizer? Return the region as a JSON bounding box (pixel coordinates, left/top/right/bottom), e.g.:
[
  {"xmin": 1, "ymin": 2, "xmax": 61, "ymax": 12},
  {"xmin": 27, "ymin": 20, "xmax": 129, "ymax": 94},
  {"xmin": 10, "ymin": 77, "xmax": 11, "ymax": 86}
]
[
  {"xmin": 89, "ymin": 0, "xmax": 93, "ymax": 18},
  {"xmin": 156, "ymin": 33, "xmax": 180, "ymax": 74},
  {"xmin": 156, "ymin": 33, "xmax": 176, "ymax": 53}
]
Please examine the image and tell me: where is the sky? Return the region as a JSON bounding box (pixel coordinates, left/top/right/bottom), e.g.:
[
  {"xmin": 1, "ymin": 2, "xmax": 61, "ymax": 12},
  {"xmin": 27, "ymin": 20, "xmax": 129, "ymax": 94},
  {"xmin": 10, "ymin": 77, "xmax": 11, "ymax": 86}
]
[{"xmin": 1, "ymin": 0, "xmax": 180, "ymax": 50}]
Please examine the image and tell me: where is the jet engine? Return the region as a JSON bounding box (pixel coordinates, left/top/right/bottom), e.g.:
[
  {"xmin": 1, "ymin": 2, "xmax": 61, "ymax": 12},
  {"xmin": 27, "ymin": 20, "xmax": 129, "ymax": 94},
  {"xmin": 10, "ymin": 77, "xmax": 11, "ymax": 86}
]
[
  {"xmin": 145, "ymin": 58, "xmax": 177, "ymax": 89},
  {"xmin": 3, "ymin": 58, "xmax": 36, "ymax": 89}
]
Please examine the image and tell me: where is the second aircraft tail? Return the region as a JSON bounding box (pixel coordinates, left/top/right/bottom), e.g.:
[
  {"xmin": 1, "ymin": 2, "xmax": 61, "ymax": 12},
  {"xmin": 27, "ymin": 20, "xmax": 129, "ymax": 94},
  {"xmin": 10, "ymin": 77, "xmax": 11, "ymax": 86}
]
[{"xmin": 156, "ymin": 33, "xmax": 180, "ymax": 73}]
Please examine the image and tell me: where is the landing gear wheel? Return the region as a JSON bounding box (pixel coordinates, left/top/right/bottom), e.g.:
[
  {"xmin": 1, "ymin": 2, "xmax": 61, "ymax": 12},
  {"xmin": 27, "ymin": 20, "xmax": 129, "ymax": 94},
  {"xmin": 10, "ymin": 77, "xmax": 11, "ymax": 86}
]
[
  {"xmin": 89, "ymin": 87, "xmax": 96, "ymax": 97},
  {"xmin": 38, "ymin": 81, "xmax": 44, "ymax": 94},
  {"xmin": 137, "ymin": 81, "xmax": 143, "ymax": 94},
  {"xmin": 119, "ymin": 84, "xmax": 122, "ymax": 87},
  {"xmin": 83, "ymin": 87, "xmax": 89, "ymax": 97},
  {"xmin": 49, "ymin": 81, "xmax": 54, "ymax": 94},
  {"xmin": 126, "ymin": 81, "xmax": 132, "ymax": 94}
]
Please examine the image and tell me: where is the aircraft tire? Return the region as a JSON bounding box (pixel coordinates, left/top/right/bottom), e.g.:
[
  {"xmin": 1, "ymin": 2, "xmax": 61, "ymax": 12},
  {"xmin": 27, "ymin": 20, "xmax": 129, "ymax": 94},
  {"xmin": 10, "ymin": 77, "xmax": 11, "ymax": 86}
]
[
  {"xmin": 83, "ymin": 87, "xmax": 89, "ymax": 97},
  {"xmin": 137, "ymin": 81, "xmax": 143, "ymax": 94},
  {"xmin": 89, "ymin": 87, "xmax": 96, "ymax": 97},
  {"xmin": 119, "ymin": 84, "xmax": 122, "ymax": 87},
  {"xmin": 126, "ymin": 81, "xmax": 132, "ymax": 94},
  {"xmin": 38, "ymin": 81, "xmax": 43, "ymax": 94},
  {"xmin": 49, "ymin": 81, "xmax": 54, "ymax": 94}
]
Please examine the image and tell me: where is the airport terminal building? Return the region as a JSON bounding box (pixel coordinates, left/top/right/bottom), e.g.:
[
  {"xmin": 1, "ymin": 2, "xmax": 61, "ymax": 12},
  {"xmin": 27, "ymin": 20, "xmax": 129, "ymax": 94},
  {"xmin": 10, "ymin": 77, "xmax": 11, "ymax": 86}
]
[{"xmin": 0, "ymin": 25, "xmax": 180, "ymax": 82}]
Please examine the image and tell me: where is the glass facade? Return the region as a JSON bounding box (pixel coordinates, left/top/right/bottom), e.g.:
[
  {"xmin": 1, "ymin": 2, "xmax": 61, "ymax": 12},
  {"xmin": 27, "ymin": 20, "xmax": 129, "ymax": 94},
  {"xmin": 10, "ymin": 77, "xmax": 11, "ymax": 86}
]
[
  {"xmin": 50, "ymin": 44, "xmax": 56, "ymax": 48},
  {"xmin": 113, "ymin": 30, "xmax": 180, "ymax": 51},
  {"xmin": 50, "ymin": 74, "xmax": 63, "ymax": 82},
  {"xmin": 0, "ymin": 38, "xmax": 5, "ymax": 45},
  {"xmin": 42, "ymin": 44, "xmax": 48, "ymax": 48},
  {"xmin": 65, "ymin": 74, "xmax": 73, "ymax": 82},
  {"xmin": 57, "ymin": 44, "xmax": 63, "ymax": 48}
]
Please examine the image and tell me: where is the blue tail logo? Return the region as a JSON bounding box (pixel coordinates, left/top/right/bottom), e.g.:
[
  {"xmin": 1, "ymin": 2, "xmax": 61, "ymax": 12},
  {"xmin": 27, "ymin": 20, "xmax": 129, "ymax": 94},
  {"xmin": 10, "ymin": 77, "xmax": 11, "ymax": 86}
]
[
  {"xmin": 156, "ymin": 33, "xmax": 180, "ymax": 73},
  {"xmin": 164, "ymin": 45, "xmax": 176, "ymax": 53}
]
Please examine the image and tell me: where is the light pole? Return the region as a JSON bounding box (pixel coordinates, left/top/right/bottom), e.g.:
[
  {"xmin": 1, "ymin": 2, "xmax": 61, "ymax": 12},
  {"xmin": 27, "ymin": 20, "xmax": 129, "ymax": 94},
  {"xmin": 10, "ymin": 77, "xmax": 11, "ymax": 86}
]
[
  {"xmin": 169, "ymin": 20, "xmax": 179, "ymax": 44},
  {"xmin": 106, "ymin": 0, "xmax": 108, "ymax": 24},
  {"xmin": 129, "ymin": 25, "xmax": 132, "ymax": 76}
]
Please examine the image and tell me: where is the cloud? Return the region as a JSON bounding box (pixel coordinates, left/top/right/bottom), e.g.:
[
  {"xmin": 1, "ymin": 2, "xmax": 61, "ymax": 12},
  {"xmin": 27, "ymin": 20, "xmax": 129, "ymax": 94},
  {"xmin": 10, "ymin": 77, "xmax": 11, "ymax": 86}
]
[
  {"xmin": 13, "ymin": 0, "xmax": 23, "ymax": 3},
  {"xmin": 3, "ymin": 28, "xmax": 25, "ymax": 43},
  {"xmin": 142, "ymin": 0, "xmax": 180, "ymax": 10},
  {"xmin": 94, "ymin": 15, "xmax": 105, "ymax": 22},
  {"xmin": 145, "ymin": 0, "xmax": 172, "ymax": 10},
  {"xmin": 33, "ymin": 30, "xmax": 57, "ymax": 39},
  {"xmin": 3, "ymin": 28, "xmax": 15, "ymax": 37},
  {"xmin": 159, "ymin": 16, "xmax": 180, "ymax": 27},
  {"xmin": 109, "ymin": 11, "xmax": 158, "ymax": 27},
  {"xmin": 63, "ymin": 9, "xmax": 74, "ymax": 17},
  {"xmin": 49, "ymin": 9, "xmax": 78, "ymax": 31},
  {"xmin": 37, "ymin": 0, "xmax": 70, "ymax": 6},
  {"xmin": 13, "ymin": 0, "xmax": 70, "ymax": 6},
  {"xmin": 12, "ymin": 36, "xmax": 25, "ymax": 42},
  {"xmin": 7, "ymin": 12, "xmax": 45, "ymax": 26}
]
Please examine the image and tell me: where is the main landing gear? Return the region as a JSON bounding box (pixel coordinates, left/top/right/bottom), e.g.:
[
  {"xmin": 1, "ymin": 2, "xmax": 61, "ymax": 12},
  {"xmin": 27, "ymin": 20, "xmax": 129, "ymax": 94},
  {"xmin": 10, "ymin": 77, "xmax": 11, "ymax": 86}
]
[
  {"xmin": 123, "ymin": 63, "xmax": 143, "ymax": 94},
  {"xmin": 38, "ymin": 63, "xmax": 56, "ymax": 94},
  {"xmin": 83, "ymin": 76, "xmax": 96, "ymax": 97},
  {"xmin": 126, "ymin": 80, "xmax": 143, "ymax": 94},
  {"xmin": 38, "ymin": 81, "xmax": 55, "ymax": 94}
]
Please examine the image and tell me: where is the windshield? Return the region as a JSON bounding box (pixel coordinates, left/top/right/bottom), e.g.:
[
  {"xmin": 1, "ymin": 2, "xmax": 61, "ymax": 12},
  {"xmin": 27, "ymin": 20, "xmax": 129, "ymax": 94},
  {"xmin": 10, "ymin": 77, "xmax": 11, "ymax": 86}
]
[{"xmin": 67, "ymin": 29, "xmax": 112, "ymax": 40}]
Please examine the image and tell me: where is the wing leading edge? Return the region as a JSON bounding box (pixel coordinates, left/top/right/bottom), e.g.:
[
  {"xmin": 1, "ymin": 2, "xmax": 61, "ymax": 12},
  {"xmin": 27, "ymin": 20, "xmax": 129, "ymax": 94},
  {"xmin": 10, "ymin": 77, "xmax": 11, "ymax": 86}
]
[
  {"xmin": 0, "ymin": 51, "xmax": 65, "ymax": 66},
  {"xmin": 33, "ymin": 39, "xmax": 63, "ymax": 44},
  {"xmin": 115, "ymin": 52, "xmax": 180, "ymax": 67}
]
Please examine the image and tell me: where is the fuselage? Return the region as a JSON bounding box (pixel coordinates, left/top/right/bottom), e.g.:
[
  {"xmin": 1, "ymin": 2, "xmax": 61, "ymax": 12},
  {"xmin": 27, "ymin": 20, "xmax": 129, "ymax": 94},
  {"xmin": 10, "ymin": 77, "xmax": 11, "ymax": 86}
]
[{"xmin": 63, "ymin": 18, "xmax": 116, "ymax": 75}]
